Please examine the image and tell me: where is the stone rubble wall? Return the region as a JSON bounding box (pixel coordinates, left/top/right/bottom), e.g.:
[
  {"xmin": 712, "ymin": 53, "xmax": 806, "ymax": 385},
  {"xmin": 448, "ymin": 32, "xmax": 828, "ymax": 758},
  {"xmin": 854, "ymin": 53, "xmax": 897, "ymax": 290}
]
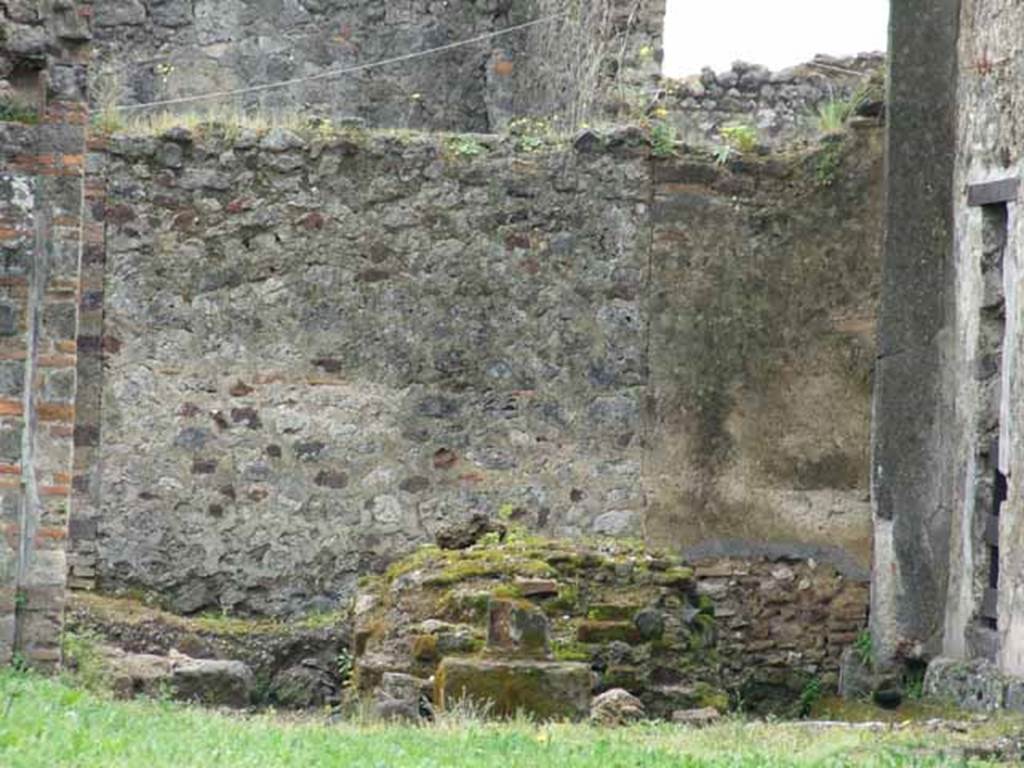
[
  {"xmin": 644, "ymin": 126, "xmax": 883, "ymax": 569},
  {"xmin": 694, "ymin": 557, "xmax": 868, "ymax": 706},
  {"xmin": 77, "ymin": 123, "xmax": 883, "ymax": 616},
  {"xmin": 87, "ymin": 128, "xmax": 652, "ymax": 615},
  {"xmin": 660, "ymin": 54, "xmax": 885, "ymax": 149},
  {"xmin": 350, "ymin": 537, "xmax": 868, "ymax": 719},
  {"xmin": 89, "ymin": 0, "xmax": 665, "ymax": 133},
  {"xmin": 0, "ymin": 0, "xmax": 93, "ymax": 668}
]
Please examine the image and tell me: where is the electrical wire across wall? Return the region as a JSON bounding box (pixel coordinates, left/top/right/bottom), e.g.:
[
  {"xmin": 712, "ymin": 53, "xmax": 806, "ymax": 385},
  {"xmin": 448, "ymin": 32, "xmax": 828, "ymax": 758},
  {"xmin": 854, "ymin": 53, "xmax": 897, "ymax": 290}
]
[{"xmin": 115, "ymin": 11, "xmax": 567, "ymax": 112}]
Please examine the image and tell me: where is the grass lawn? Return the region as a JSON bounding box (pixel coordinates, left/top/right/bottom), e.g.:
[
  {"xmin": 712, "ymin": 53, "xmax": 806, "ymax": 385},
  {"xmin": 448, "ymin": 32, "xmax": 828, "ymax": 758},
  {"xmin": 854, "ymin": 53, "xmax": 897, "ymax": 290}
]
[{"xmin": 0, "ymin": 670, "xmax": 1019, "ymax": 767}]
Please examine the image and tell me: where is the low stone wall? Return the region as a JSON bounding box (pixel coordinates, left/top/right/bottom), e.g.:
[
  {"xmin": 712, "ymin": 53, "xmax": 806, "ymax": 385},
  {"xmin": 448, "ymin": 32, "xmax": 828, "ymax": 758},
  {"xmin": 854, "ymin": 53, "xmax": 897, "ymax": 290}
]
[
  {"xmin": 66, "ymin": 593, "xmax": 349, "ymax": 708},
  {"xmin": 694, "ymin": 557, "xmax": 869, "ymax": 709},
  {"xmin": 351, "ymin": 536, "xmax": 869, "ymax": 718}
]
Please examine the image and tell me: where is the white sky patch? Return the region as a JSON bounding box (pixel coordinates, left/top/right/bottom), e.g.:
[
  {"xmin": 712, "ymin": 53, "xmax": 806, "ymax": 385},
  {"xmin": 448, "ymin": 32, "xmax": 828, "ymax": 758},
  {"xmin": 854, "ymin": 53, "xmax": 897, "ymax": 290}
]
[{"xmin": 662, "ymin": 0, "xmax": 890, "ymax": 77}]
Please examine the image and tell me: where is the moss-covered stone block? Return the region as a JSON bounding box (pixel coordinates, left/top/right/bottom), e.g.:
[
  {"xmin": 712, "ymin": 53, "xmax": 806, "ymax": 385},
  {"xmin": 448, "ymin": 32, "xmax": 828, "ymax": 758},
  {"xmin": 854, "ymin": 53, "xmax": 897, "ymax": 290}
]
[
  {"xmin": 435, "ymin": 658, "xmax": 592, "ymax": 721},
  {"xmin": 587, "ymin": 603, "xmax": 640, "ymax": 621},
  {"xmin": 488, "ymin": 597, "xmax": 550, "ymax": 657},
  {"xmin": 551, "ymin": 640, "xmax": 593, "ymax": 662},
  {"xmin": 576, "ymin": 620, "xmax": 642, "ymax": 645},
  {"xmin": 654, "ymin": 567, "xmax": 695, "ymax": 588}
]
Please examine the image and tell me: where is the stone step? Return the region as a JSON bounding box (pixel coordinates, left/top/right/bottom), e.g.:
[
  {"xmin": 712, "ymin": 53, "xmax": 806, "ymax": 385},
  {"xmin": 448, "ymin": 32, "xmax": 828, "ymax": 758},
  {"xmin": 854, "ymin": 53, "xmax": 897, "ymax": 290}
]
[{"xmin": 435, "ymin": 658, "xmax": 593, "ymax": 721}]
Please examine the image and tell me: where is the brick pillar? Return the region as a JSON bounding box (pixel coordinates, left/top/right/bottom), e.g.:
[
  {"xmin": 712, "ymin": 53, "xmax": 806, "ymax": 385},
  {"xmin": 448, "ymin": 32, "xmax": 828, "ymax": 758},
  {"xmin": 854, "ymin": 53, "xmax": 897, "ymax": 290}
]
[
  {"xmin": 67, "ymin": 139, "xmax": 105, "ymax": 592},
  {"xmin": 0, "ymin": 1, "xmax": 91, "ymax": 668}
]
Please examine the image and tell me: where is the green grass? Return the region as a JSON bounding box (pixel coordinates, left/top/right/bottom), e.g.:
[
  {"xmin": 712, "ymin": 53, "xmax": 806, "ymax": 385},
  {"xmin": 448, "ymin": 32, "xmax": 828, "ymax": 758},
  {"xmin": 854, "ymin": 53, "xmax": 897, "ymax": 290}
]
[{"xmin": 0, "ymin": 670, "xmax": 1016, "ymax": 767}]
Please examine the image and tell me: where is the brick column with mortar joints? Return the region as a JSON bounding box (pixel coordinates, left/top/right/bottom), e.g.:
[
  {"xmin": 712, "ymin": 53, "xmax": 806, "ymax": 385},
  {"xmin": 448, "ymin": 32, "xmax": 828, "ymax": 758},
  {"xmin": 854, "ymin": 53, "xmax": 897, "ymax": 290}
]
[
  {"xmin": 0, "ymin": 0, "xmax": 91, "ymax": 668},
  {"xmin": 67, "ymin": 133, "xmax": 105, "ymax": 593}
]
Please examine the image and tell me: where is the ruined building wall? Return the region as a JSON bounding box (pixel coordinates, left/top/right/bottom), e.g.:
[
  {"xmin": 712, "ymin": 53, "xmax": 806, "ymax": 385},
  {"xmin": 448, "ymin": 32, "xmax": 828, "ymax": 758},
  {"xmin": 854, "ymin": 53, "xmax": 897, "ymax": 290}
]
[
  {"xmin": 91, "ymin": 0, "xmax": 665, "ymax": 133},
  {"xmin": 943, "ymin": 0, "xmax": 1024, "ymax": 675},
  {"xmin": 645, "ymin": 129, "xmax": 882, "ymax": 573},
  {"xmin": 76, "ymin": 125, "xmax": 883, "ymax": 616},
  {"xmin": 0, "ymin": 0, "xmax": 92, "ymax": 667},
  {"xmin": 874, "ymin": 0, "xmax": 1024, "ymax": 681}
]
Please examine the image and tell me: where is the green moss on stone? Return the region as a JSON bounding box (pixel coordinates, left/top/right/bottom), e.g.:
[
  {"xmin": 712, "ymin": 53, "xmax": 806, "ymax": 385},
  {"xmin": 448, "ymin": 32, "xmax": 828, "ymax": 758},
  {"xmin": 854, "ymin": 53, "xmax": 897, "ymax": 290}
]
[
  {"xmin": 490, "ymin": 584, "xmax": 523, "ymax": 599},
  {"xmin": 544, "ymin": 584, "xmax": 580, "ymax": 616},
  {"xmin": 601, "ymin": 665, "xmax": 645, "ymax": 691},
  {"xmin": 385, "ymin": 545, "xmax": 444, "ymax": 583},
  {"xmin": 411, "ymin": 634, "xmax": 439, "ymax": 661},
  {"xmin": 576, "ymin": 620, "xmax": 642, "ymax": 645},
  {"xmin": 695, "ymin": 681, "xmax": 730, "ymax": 712},
  {"xmin": 654, "ymin": 567, "xmax": 694, "ymax": 588},
  {"xmin": 586, "ymin": 603, "xmax": 640, "ymax": 621},
  {"xmin": 424, "ymin": 561, "xmax": 505, "ymax": 587},
  {"xmin": 437, "ymin": 590, "xmax": 492, "ymax": 624},
  {"xmin": 550, "ymin": 638, "xmax": 595, "ymax": 662}
]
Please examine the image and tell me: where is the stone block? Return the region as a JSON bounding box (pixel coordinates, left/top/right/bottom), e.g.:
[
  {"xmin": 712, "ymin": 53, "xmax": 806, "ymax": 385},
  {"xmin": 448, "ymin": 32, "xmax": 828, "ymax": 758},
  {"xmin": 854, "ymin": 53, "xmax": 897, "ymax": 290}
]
[
  {"xmin": 269, "ymin": 660, "xmax": 339, "ymax": 709},
  {"xmin": 577, "ymin": 620, "xmax": 642, "ymax": 645},
  {"xmin": 0, "ymin": 362, "xmax": 25, "ymax": 397},
  {"xmin": 590, "ymin": 688, "xmax": 646, "ymax": 725},
  {"xmin": 95, "ymin": 0, "xmax": 146, "ymax": 27},
  {"xmin": 838, "ymin": 646, "xmax": 873, "ymax": 699},
  {"xmin": 923, "ymin": 657, "xmax": 1005, "ymax": 712},
  {"xmin": 171, "ymin": 658, "xmax": 255, "ymax": 708},
  {"xmin": 487, "ymin": 598, "xmax": 550, "ymax": 657},
  {"xmin": 24, "ymin": 549, "xmax": 67, "ymax": 588},
  {"xmin": 106, "ymin": 649, "xmax": 174, "ymax": 699},
  {"xmin": 435, "ymin": 658, "xmax": 592, "ymax": 721},
  {"xmin": 671, "ymin": 707, "xmax": 722, "ymax": 727},
  {"xmin": 515, "ymin": 579, "xmax": 559, "ymax": 598},
  {"xmin": 634, "ymin": 608, "xmax": 665, "ymax": 641},
  {"xmin": 1005, "ymin": 678, "xmax": 1024, "ymax": 713}
]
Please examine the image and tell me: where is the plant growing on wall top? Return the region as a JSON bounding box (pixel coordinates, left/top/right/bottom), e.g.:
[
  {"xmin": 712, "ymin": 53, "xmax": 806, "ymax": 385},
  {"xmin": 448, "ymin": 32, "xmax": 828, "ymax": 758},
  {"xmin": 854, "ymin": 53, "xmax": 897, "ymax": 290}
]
[
  {"xmin": 816, "ymin": 97, "xmax": 853, "ymax": 135},
  {"xmin": 719, "ymin": 122, "xmax": 758, "ymax": 154},
  {"xmin": 649, "ymin": 121, "xmax": 678, "ymax": 158},
  {"xmin": 446, "ymin": 136, "xmax": 487, "ymax": 158},
  {"xmin": 90, "ymin": 66, "xmax": 125, "ymax": 134},
  {"xmin": 713, "ymin": 122, "xmax": 758, "ymax": 165}
]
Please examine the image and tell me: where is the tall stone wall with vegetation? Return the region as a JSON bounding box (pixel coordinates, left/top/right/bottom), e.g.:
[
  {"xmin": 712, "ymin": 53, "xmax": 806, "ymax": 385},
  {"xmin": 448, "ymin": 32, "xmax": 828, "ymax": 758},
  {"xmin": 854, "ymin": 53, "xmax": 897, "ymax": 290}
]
[
  {"xmin": 77, "ymin": 120, "xmax": 883, "ymax": 617},
  {"xmin": 90, "ymin": 0, "xmax": 665, "ymax": 133}
]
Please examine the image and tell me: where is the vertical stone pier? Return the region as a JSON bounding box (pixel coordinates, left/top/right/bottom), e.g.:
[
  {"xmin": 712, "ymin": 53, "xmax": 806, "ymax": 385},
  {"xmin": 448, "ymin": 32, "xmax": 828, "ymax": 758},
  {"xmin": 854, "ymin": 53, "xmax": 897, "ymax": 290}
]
[{"xmin": 0, "ymin": 1, "xmax": 91, "ymax": 667}]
